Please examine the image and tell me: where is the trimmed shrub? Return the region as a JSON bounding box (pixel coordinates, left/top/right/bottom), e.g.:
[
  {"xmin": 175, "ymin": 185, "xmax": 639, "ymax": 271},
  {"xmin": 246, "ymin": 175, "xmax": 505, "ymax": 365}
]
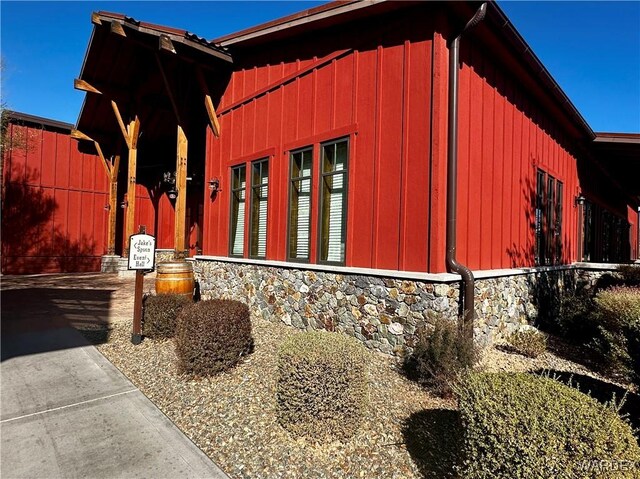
[
  {"xmin": 555, "ymin": 290, "xmax": 598, "ymax": 342},
  {"xmin": 504, "ymin": 327, "xmax": 547, "ymax": 358},
  {"xmin": 142, "ymin": 294, "xmax": 192, "ymax": 339},
  {"xmin": 454, "ymin": 372, "xmax": 640, "ymax": 479},
  {"xmin": 403, "ymin": 317, "xmax": 476, "ymax": 397},
  {"xmin": 619, "ymin": 264, "xmax": 640, "ymax": 286},
  {"xmin": 592, "ymin": 286, "xmax": 640, "ymax": 385},
  {"xmin": 276, "ymin": 331, "xmax": 368, "ymax": 442},
  {"xmin": 174, "ymin": 299, "xmax": 252, "ymax": 376}
]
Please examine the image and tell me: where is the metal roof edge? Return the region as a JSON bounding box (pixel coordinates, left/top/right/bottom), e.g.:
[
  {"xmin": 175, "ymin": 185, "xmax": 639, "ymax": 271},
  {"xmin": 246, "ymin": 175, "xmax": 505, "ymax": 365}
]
[{"xmin": 6, "ymin": 111, "xmax": 74, "ymax": 132}]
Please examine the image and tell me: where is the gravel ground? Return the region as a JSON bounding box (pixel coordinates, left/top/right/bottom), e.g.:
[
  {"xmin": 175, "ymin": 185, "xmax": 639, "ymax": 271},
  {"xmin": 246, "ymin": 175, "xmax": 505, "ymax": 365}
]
[
  {"xmin": 94, "ymin": 315, "xmax": 638, "ymax": 479},
  {"xmin": 96, "ymin": 317, "xmax": 454, "ymax": 479}
]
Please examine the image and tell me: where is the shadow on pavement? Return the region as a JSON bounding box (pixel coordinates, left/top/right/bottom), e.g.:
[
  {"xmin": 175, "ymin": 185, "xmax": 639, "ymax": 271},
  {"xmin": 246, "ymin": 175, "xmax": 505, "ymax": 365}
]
[{"xmin": 1, "ymin": 287, "xmax": 114, "ymax": 361}]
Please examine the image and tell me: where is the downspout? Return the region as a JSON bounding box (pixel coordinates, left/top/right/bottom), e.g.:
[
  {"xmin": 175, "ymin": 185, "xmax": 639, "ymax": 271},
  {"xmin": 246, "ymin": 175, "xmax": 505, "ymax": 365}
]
[{"xmin": 446, "ymin": 3, "xmax": 487, "ymax": 339}]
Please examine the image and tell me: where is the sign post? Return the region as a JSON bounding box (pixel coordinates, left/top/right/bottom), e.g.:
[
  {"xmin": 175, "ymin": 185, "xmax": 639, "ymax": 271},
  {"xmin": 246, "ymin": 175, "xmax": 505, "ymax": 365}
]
[{"xmin": 128, "ymin": 226, "xmax": 156, "ymax": 345}]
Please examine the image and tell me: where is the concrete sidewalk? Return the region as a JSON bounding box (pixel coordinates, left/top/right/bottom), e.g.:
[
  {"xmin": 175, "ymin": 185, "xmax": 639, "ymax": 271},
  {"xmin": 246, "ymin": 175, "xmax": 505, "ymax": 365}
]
[{"xmin": 1, "ymin": 273, "xmax": 229, "ymax": 479}]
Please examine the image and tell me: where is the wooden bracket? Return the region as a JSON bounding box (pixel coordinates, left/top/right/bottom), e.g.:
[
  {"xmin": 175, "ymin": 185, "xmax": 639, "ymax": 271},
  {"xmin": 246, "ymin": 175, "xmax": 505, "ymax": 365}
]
[
  {"xmin": 196, "ymin": 67, "xmax": 220, "ymax": 138},
  {"xmin": 91, "ymin": 12, "xmax": 102, "ymax": 25},
  {"xmin": 110, "ymin": 20, "xmax": 126, "ymax": 37},
  {"xmin": 70, "ymin": 129, "xmax": 94, "ymax": 142},
  {"xmin": 155, "ymin": 52, "xmax": 182, "ymax": 124},
  {"xmin": 111, "ymin": 100, "xmax": 131, "ymax": 149},
  {"xmin": 159, "ymin": 34, "xmax": 177, "ymax": 54},
  {"xmin": 74, "ymin": 78, "xmax": 102, "ymax": 95}
]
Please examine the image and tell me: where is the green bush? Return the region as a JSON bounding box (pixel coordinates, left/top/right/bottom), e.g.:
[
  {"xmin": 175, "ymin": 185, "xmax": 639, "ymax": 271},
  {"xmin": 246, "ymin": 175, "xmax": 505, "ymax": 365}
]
[
  {"xmin": 276, "ymin": 331, "xmax": 368, "ymax": 442},
  {"xmin": 403, "ymin": 317, "xmax": 476, "ymax": 397},
  {"xmin": 555, "ymin": 290, "xmax": 598, "ymax": 342},
  {"xmin": 454, "ymin": 372, "xmax": 640, "ymax": 479},
  {"xmin": 504, "ymin": 327, "xmax": 547, "ymax": 358},
  {"xmin": 142, "ymin": 294, "xmax": 192, "ymax": 339},
  {"xmin": 592, "ymin": 286, "xmax": 640, "ymax": 385},
  {"xmin": 174, "ymin": 299, "xmax": 252, "ymax": 376},
  {"xmin": 619, "ymin": 264, "xmax": 640, "ymax": 286}
]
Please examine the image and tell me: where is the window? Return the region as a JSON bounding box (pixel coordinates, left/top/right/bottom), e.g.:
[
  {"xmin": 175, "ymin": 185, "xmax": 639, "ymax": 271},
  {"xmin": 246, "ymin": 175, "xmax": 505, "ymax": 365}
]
[
  {"xmin": 546, "ymin": 175, "xmax": 556, "ymax": 265},
  {"xmin": 318, "ymin": 138, "xmax": 348, "ymax": 264},
  {"xmin": 288, "ymin": 148, "xmax": 312, "ymax": 261},
  {"xmin": 229, "ymin": 165, "xmax": 246, "ymax": 257},
  {"xmin": 535, "ymin": 169, "xmax": 563, "ymax": 266},
  {"xmin": 249, "ymin": 159, "xmax": 269, "ymax": 258},
  {"xmin": 555, "ymin": 181, "xmax": 563, "ymax": 263},
  {"xmin": 535, "ymin": 170, "xmax": 545, "ymax": 266}
]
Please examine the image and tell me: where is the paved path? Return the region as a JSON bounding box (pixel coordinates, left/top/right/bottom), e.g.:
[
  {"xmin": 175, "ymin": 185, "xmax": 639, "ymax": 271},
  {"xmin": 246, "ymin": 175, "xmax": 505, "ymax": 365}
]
[{"xmin": 1, "ymin": 273, "xmax": 229, "ymax": 479}]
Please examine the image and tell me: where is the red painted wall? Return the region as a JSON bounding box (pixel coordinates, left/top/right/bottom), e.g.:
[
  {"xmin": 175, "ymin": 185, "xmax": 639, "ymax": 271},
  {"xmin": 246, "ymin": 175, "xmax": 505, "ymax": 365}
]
[
  {"xmin": 202, "ymin": 4, "xmax": 638, "ymax": 273},
  {"xmin": 204, "ymin": 7, "xmax": 436, "ymax": 272},
  {"xmin": 2, "ymin": 122, "xmax": 108, "ymax": 273},
  {"xmin": 131, "ymin": 185, "xmax": 175, "ymax": 250},
  {"xmin": 455, "ymin": 37, "xmax": 583, "ymax": 270}
]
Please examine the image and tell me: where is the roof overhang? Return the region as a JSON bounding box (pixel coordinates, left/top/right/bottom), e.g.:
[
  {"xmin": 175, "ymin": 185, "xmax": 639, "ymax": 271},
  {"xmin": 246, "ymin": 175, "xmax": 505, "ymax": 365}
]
[{"xmin": 75, "ymin": 11, "xmax": 233, "ymax": 158}]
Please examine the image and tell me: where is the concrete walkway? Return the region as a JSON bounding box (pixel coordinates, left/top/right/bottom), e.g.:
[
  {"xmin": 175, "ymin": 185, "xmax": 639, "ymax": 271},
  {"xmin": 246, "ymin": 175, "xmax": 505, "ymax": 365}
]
[{"xmin": 1, "ymin": 273, "xmax": 229, "ymax": 479}]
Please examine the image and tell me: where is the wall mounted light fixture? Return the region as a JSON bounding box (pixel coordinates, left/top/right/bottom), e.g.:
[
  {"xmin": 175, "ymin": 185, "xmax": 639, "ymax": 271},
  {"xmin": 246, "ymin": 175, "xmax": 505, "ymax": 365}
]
[
  {"xmin": 208, "ymin": 177, "xmax": 221, "ymax": 193},
  {"xmin": 575, "ymin": 195, "xmax": 586, "ymax": 206}
]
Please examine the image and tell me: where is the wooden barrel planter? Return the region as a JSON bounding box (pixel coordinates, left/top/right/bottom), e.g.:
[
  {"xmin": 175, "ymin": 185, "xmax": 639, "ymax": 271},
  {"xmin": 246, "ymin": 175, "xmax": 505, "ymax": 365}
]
[{"xmin": 155, "ymin": 261, "xmax": 195, "ymax": 299}]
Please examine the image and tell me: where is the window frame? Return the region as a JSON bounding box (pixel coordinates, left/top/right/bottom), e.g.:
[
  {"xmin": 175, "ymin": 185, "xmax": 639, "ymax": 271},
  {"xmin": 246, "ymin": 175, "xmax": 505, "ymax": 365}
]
[
  {"xmin": 286, "ymin": 146, "xmax": 314, "ymax": 263},
  {"xmin": 248, "ymin": 157, "xmax": 270, "ymax": 260},
  {"xmin": 317, "ymin": 137, "xmax": 349, "ymax": 266},
  {"xmin": 228, "ymin": 164, "xmax": 247, "ymax": 258}
]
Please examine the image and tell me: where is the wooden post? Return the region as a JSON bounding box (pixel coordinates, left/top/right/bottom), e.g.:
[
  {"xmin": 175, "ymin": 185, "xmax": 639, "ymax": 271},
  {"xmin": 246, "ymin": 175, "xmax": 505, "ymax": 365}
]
[
  {"xmin": 124, "ymin": 117, "xmax": 140, "ymax": 255},
  {"xmin": 107, "ymin": 155, "xmax": 121, "ymax": 254},
  {"xmin": 132, "ymin": 225, "xmax": 145, "ymax": 345},
  {"xmin": 174, "ymin": 125, "xmax": 188, "ymax": 256}
]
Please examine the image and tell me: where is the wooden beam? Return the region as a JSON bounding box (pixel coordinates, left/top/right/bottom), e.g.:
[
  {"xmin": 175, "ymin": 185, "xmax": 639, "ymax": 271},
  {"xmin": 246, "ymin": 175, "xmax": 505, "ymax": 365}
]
[
  {"xmin": 159, "ymin": 34, "xmax": 176, "ymax": 54},
  {"xmin": 74, "ymin": 78, "xmax": 102, "ymax": 95},
  {"xmin": 204, "ymin": 94, "xmax": 221, "ymax": 138},
  {"xmin": 110, "ymin": 101, "xmax": 131, "ymax": 149},
  {"xmin": 110, "ymin": 20, "xmax": 126, "ymax": 37},
  {"xmin": 128, "ymin": 115, "xmax": 140, "ymax": 149},
  {"xmin": 93, "ymin": 140, "xmax": 111, "ymax": 178},
  {"xmin": 196, "ymin": 68, "xmax": 220, "ymax": 138},
  {"xmin": 154, "ymin": 53, "xmax": 182, "ymax": 124},
  {"xmin": 107, "ymin": 155, "xmax": 120, "ymax": 255},
  {"xmin": 70, "ymin": 129, "xmax": 93, "ymax": 142},
  {"xmin": 91, "ymin": 12, "xmax": 102, "ymax": 26},
  {"xmin": 124, "ymin": 116, "xmax": 140, "ymax": 255},
  {"xmin": 174, "ymin": 125, "xmax": 188, "ymax": 254}
]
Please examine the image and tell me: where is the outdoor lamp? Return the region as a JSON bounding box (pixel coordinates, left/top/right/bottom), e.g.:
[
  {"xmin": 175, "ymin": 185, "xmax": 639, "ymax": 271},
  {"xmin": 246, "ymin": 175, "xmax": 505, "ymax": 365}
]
[
  {"xmin": 575, "ymin": 195, "xmax": 586, "ymax": 206},
  {"xmin": 208, "ymin": 177, "xmax": 221, "ymax": 193}
]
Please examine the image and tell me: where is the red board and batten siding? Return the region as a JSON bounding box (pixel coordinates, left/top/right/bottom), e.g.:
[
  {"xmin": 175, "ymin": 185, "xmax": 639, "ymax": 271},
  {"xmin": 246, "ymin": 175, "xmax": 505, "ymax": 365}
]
[
  {"xmin": 2, "ymin": 123, "xmax": 108, "ymax": 274},
  {"xmin": 455, "ymin": 38, "xmax": 582, "ymax": 270},
  {"xmin": 202, "ymin": 5, "xmax": 635, "ymax": 273},
  {"xmin": 203, "ymin": 10, "xmax": 436, "ymax": 272}
]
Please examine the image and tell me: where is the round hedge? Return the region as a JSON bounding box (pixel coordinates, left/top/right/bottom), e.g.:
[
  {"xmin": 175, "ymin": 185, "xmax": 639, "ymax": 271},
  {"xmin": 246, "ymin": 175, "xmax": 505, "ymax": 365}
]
[
  {"xmin": 142, "ymin": 294, "xmax": 192, "ymax": 339},
  {"xmin": 276, "ymin": 331, "xmax": 368, "ymax": 442},
  {"xmin": 174, "ymin": 299, "xmax": 252, "ymax": 376},
  {"xmin": 454, "ymin": 372, "xmax": 640, "ymax": 479}
]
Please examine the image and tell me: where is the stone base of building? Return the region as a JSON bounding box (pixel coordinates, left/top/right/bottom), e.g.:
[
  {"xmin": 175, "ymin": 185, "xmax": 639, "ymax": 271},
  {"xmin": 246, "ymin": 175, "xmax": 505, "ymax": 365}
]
[{"xmin": 192, "ymin": 258, "xmax": 620, "ymax": 356}]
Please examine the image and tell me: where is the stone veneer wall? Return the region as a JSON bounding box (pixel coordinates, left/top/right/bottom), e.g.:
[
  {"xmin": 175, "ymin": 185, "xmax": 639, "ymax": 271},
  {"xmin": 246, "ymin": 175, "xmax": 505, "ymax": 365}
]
[{"xmin": 193, "ymin": 259, "xmax": 618, "ymax": 356}]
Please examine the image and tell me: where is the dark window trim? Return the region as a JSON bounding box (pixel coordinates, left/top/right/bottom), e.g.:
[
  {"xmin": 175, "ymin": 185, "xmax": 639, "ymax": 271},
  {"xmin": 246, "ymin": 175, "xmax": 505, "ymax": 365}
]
[
  {"xmin": 286, "ymin": 146, "xmax": 313, "ymax": 263},
  {"xmin": 248, "ymin": 157, "xmax": 269, "ymax": 260},
  {"xmin": 317, "ymin": 136, "xmax": 349, "ymax": 266},
  {"xmin": 228, "ymin": 164, "xmax": 247, "ymax": 258}
]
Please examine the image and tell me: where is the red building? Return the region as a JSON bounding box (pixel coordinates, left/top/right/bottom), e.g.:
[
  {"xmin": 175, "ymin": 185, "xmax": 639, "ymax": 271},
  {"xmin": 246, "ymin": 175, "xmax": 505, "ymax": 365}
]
[{"xmin": 5, "ymin": 1, "xmax": 639, "ymax": 349}]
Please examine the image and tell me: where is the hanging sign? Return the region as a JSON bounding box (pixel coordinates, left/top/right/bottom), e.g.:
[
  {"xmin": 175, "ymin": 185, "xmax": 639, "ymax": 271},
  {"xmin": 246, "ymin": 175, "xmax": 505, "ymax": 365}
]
[{"xmin": 128, "ymin": 233, "xmax": 156, "ymax": 271}]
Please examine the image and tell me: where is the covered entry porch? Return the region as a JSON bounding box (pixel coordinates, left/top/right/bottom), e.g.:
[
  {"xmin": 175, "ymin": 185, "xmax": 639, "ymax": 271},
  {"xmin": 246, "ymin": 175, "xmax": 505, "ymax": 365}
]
[{"xmin": 73, "ymin": 12, "xmax": 231, "ymax": 268}]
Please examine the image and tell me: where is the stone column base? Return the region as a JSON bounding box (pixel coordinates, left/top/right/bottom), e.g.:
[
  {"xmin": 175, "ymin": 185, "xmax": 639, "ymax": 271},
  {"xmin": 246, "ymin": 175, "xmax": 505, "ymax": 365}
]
[{"xmin": 101, "ymin": 255, "xmax": 122, "ymax": 273}]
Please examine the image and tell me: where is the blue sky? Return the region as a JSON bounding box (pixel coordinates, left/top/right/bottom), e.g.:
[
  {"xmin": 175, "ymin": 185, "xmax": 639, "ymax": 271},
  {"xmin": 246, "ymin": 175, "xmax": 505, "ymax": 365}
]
[{"xmin": 1, "ymin": 1, "xmax": 639, "ymax": 133}]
